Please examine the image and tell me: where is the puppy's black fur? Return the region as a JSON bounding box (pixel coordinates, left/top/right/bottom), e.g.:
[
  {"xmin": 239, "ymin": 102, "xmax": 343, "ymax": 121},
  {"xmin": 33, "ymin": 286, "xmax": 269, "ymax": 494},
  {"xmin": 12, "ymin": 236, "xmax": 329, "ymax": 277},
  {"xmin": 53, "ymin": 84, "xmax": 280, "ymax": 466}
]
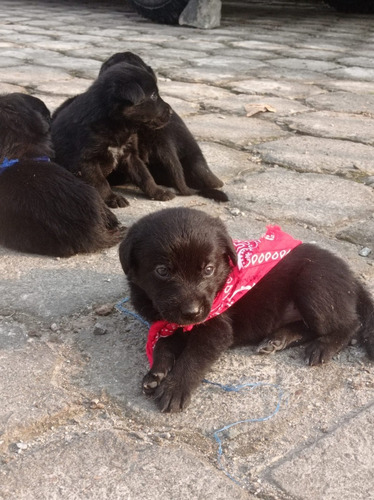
[
  {"xmin": 0, "ymin": 93, "xmax": 123, "ymax": 257},
  {"xmin": 99, "ymin": 52, "xmax": 228, "ymax": 202},
  {"xmin": 51, "ymin": 63, "xmax": 174, "ymax": 208},
  {"xmin": 119, "ymin": 207, "xmax": 374, "ymax": 412}
]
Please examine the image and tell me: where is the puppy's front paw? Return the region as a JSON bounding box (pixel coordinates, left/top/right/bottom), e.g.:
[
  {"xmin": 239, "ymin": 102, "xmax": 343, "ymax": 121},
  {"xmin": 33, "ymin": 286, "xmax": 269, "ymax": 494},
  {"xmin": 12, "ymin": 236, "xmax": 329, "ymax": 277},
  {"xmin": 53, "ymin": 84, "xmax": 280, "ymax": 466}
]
[
  {"xmin": 154, "ymin": 377, "xmax": 192, "ymax": 413},
  {"xmin": 149, "ymin": 187, "xmax": 175, "ymax": 202},
  {"xmin": 106, "ymin": 193, "xmax": 130, "ymax": 208},
  {"xmin": 142, "ymin": 370, "xmax": 168, "ymax": 396}
]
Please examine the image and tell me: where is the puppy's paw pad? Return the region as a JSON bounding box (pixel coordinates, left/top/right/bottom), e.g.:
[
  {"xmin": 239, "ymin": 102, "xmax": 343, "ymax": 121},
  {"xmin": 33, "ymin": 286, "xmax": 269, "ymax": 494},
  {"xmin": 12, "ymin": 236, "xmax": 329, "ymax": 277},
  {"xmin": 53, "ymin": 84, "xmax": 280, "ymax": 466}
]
[
  {"xmin": 153, "ymin": 377, "xmax": 192, "ymax": 413},
  {"xmin": 155, "ymin": 387, "xmax": 191, "ymax": 413},
  {"xmin": 257, "ymin": 338, "xmax": 287, "ymax": 354},
  {"xmin": 142, "ymin": 371, "xmax": 166, "ymax": 395},
  {"xmin": 106, "ymin": 194, "xmax": 130, "ymax": 208},
  {"xmin": 305, "ymin": 341, "xmax": 334, "ymax": 366},
  {"xmin": 150, "ymin": 189, "xmax": 175, "ymax": 201}
]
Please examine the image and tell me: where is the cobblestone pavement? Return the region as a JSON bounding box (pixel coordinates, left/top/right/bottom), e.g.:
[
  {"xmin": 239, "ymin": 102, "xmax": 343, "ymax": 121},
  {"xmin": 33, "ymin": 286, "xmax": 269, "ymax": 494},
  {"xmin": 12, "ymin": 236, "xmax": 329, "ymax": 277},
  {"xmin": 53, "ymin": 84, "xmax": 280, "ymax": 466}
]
[{"xmin": 0, "ymin": 0, "xmax": 373, "ymax": 499}]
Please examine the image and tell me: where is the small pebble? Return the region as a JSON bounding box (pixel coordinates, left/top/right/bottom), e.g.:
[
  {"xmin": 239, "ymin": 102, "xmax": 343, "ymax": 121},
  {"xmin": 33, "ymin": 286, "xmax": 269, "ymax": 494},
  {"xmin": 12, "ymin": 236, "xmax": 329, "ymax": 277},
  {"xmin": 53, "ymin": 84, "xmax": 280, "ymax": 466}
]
[
  {"xmin": 16, "ymin": 442, "xmax": 27, "ymax": 450},
  {"xmin": 359, "ymin": 247, "xmax": 372, "ymax": 257},
  {"xmin": 50, "ymin": 323, "xmax": 58, "ymax": 332},
  {"xmin": 28, "ymin": 330, "xmax": 42, "ymax": 338},
  {"xmin": 93, "ymin": 323, "xmax": 107, "ymax": 336},
  {"xmin": 49, "ymin": 333, "xmax": 62, "ymax": 343},
  {"xmin": 90, "ymin": 399, "xmax": 105, "ymax": 409},
  {"xmin": 229, "ymin": 208, "xmax": 241, "ymax": 216},
  {"xmin": 364, "ymin": 176, "xmax": 374, "ymax": 186},
  {"xmin": 94, "ymin": 304, "xmax": 114, "ymax": 316}
]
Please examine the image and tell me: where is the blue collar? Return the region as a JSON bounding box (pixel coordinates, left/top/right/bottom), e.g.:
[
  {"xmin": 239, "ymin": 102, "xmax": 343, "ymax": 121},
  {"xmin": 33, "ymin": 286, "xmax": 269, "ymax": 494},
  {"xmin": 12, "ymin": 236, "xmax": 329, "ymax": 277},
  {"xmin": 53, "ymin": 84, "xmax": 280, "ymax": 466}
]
[{"xmin": 0, "ymin": 156, "xmax": 50, "ymax": 173}]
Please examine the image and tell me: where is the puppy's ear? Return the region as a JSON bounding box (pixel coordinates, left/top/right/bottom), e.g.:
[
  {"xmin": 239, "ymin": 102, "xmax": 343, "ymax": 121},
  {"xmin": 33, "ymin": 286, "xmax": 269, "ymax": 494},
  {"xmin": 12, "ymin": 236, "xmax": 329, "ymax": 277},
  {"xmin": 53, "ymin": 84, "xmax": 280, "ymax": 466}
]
[
  {"xmin": 119, "ymin": 231, "xmax": 137, "ymax": 277},
  {"xmin": 103, "ymin": 72, "xmax": 146, "ymax": 108},
  {"xmin": 107, "ymin": 81, "xmax": 145, "ymax": 107},
  {"xmin": 223, "ymin": 235, "xmax": 237, "ymax": 266},
  {"xmin": 214, "ymin": 218, "xmax": 237, "ymax": 266},
  {"xmin": 118, "ymin": 82, "xmax": 146, "ymax": 106}
]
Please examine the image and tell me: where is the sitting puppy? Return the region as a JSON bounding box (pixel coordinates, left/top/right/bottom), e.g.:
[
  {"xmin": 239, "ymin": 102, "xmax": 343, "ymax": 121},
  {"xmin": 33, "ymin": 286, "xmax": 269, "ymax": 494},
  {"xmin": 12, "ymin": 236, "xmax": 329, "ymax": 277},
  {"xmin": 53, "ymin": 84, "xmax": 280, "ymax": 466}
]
[
  {"xmin": 51, "ymin": 62, "xmax": 174, "ymax": 208},
  {"xmin": 0, "ymin": 93, "xmax": 123, "ymax": 257},
  {"xmin": 119, "ymin": 207, "xmax": 374, "ymax": 412},
  {"xmin": 99, "ymin": 52, "xmax": 228, "ymax": 202}
]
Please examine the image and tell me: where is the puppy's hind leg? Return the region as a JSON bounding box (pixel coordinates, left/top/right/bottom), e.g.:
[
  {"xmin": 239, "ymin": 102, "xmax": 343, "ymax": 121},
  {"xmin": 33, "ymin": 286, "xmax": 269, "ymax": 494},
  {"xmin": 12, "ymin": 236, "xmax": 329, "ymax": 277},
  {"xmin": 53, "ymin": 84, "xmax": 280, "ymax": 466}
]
[
  {"xmin": 304, "ymin": 323, "xmax": 359, "ymax": 366},
  {"xmin": 257, "ymin": 322, "xmax": 311, "ymax": 355},
  {"xmin": 153, "ymin": 151, "xmax": 196, "ymax": 196},
  {"xmin": 82, "ymin": 162, "xmax": 129, "ymax": 208},
  {"xmin": 182, "ymin": 154, "xmax": 224, "ymax": 190},
  {"xmin": 295, "ymin": 284, "xmax": 360, "ymax": 366},
  {"xmin": 126, "ymin": 155, "xmax": 176, "ymax": 201},
  {"xmin": 143, "ymin": 330, "xmax": 187, "ymax": 396}
]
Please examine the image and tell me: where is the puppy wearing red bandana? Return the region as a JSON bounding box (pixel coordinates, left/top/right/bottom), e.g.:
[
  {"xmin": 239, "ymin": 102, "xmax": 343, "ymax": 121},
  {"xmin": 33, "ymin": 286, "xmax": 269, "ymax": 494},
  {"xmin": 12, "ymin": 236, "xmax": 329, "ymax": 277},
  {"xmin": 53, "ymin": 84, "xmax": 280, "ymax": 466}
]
[{"xmin": 120, "ymin": 207, "xmax": 374, "ymax": 412}]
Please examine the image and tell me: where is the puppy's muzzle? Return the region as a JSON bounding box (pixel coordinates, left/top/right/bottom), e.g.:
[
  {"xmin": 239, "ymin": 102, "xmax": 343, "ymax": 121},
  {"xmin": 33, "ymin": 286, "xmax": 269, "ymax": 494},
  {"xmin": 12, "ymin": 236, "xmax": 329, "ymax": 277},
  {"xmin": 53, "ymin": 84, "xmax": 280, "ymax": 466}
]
[
  {"xmin": 179, "ymin": 301, "xmax": 204, "ymax": 324},
  {"xmin": 149, "ymin": 103, "xmax": 172, "ymax": 130}
]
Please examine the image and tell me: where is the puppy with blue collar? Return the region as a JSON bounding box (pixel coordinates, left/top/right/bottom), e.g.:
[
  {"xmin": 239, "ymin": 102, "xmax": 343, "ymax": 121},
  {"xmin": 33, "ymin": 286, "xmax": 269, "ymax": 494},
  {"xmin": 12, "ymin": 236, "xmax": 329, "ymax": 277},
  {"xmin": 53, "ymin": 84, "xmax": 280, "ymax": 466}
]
[{"xmin": 0, "ymin": 93, "xmax": 124, "ymax": 257}]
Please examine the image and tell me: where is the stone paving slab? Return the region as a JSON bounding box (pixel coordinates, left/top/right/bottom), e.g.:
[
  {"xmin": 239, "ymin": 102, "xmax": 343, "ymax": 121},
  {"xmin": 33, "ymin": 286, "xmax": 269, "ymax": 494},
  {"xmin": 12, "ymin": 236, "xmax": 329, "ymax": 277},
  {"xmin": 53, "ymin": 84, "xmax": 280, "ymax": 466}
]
[
  {"xmin": 0, "ymin": 0, "xmax": 374, "ymax": 499},
  {"xmin": 305, "ymin": 91, "xmax": 374, "ymax": 114},
  {"xmin": 267, "ymin": 404, "xmax": 374, "ymax": 500},
  {"xmin": 254, "ymin": 136, "xmax": 374, "ymax": 177},
  {"xmin": 0, "ymin": 319, "xmax": 83, "ymax": 454},
  {"xmin": 1, "ymin": 425, "xmax": 251, "ymax": 500},
  {"xmin": 227, "ymin": 78, "xmax": 326, "ymax": 99},
  {"xmin": 282, "ymin": 111, "xmax": 374, "ymax": 145},
  {"xmin": 227, "ymin": 168, "xmax": 374, "ymax": 231},
  {"xmin": 185, "ymin": 114, "xmax": 288, "ymax": 147}
]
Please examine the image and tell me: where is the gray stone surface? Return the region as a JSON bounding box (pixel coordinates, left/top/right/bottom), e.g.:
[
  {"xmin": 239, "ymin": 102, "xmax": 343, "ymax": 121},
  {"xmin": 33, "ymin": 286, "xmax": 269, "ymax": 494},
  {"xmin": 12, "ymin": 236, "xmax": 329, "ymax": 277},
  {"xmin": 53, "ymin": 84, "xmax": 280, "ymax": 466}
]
[
  {"xmin": 268, "ymin": 404, "xmax": 374, "ymax": 500},
  {"xmin": 305, "ymin": 91, "xmax": 374, "ymax": 114},
  {"xmin": 227, "ymin": 169, "xmax": 374, "ymax": 229},
  {"xmin": 254, "ymin": 136, "xmax": 374, "ymax": 177},
  {"xmin": 227, "ymin": 78, "xmax": 326, "ymax": 99},
  {"xmin": 282, "ymin": 111, "xmax": 374, "ymax": 145},
  {"xmin": 185, "ymin": 114, "xmax": 288, "ymax": 147},
  {"xmin": 1, "ymin": 425, "xmax": 251, "ymax": 499},
  {"xmin": 0, "ymin": 1, "xmax": 374, "ymax": 499},
  {"xmin": 336, "ymin": 220, "xmax": 374, "ymax": 251}
]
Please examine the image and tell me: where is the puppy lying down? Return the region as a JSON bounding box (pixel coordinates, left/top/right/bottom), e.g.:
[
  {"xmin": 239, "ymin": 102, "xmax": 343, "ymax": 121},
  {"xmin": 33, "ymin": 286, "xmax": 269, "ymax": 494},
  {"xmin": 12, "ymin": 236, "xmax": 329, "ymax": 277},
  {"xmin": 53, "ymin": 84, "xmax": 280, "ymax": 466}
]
[{"xmin": 119, "ymin": 208, "xmax": 374, "ymax": 412}]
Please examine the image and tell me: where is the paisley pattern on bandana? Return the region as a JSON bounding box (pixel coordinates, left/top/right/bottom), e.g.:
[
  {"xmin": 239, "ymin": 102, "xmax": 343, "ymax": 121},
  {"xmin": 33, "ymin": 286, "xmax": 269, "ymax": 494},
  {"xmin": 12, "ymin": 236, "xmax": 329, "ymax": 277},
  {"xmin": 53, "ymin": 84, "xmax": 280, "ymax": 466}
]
[{"xmin": 146, "ymin": 226, "xmax": 302, "ymax": 366}]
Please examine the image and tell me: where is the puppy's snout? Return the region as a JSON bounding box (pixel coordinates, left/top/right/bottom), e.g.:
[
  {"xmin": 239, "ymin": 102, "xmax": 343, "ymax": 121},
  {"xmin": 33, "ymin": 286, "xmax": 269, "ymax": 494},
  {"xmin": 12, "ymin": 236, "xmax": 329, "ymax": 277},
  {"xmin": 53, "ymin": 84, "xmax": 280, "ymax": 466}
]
[
  {"xmin": 180, "ymin": 302, "xmax": 202, "ymax": 322},
  {"xmin": 162, "ymin": 102, "xmax": 172, "ymax": 120}
]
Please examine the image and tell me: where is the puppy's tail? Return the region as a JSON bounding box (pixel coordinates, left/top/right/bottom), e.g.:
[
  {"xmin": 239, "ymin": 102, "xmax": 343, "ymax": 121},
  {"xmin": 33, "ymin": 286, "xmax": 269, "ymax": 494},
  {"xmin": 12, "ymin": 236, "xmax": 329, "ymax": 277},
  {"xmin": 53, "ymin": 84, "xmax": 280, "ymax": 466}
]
[
  {"xmin": 197, "ymin": 188, "xmax": 229, "ymax": 202},
  {"xmin": 357, "ymin": 285, "xmax": 374, "ymax": 360}
]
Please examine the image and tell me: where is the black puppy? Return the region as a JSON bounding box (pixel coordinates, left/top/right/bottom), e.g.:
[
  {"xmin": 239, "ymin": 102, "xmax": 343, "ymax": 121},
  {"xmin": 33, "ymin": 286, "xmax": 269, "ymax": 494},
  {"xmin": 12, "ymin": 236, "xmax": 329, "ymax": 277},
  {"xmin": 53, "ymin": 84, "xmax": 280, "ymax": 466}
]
[
  {"xmin": 0, "ymin": 93, "xmax": 123, "ymax": 257},
  {"xmin": 119, "ymin": 207, "xmax": 374, "ymax": 412},
  {"xmin": 51, "ymin": 63, "xmax": 174, "ymax": 208},
  {"xmin": 99, "ymin": 52, "xmax": 228, "ymax": 202}
]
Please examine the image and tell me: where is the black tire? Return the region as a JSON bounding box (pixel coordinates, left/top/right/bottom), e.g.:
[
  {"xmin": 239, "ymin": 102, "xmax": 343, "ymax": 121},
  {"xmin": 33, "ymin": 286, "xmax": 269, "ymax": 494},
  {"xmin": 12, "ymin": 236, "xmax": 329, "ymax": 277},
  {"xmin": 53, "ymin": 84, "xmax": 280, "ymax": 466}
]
[
  {"xmin": 129, "ymin": 0, "xmax": 189, "ymax": 24},
  {"xmin": 324, "ymin": 0, "xmax": 374, "ymax": 13}
]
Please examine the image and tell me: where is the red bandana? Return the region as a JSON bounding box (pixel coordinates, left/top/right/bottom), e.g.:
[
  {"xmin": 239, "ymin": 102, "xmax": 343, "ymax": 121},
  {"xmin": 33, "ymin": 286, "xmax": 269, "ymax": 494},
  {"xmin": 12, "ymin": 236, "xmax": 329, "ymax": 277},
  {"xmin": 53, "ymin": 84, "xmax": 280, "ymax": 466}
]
[{"xmin": 146, "ymin": 226, "xmax": 302, "ymax": 366}]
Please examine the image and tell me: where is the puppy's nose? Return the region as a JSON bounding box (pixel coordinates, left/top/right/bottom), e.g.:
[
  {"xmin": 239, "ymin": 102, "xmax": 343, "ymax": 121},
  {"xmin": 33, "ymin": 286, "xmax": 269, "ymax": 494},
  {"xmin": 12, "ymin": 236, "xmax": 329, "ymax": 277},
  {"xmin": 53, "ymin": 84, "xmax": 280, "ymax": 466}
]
[{"xmin": 181, "ymin": 303, "xmax": 201, "ymax": 322}]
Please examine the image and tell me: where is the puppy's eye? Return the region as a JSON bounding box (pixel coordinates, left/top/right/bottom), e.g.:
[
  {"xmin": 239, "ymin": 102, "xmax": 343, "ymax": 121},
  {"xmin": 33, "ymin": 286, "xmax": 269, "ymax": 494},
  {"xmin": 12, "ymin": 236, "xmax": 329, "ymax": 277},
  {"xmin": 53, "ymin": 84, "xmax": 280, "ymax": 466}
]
[
  {"xmin": 155, "ymin": 265, "xmax": 170, "ymax": 279},
  {"xmin": 204, "ymin": 265, "xmax": 215, "ymax": 277},
  {"xmin": 150, "ymin": 91, "xmax": 158, "ymax": 101}
]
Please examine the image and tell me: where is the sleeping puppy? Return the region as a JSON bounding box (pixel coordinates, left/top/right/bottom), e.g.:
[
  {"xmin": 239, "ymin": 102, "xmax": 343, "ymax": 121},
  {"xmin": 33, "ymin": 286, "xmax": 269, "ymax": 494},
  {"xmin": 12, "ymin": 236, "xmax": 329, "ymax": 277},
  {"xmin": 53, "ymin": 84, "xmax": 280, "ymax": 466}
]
[
  {"xmin": 119, "ymin": 207, "xmax": 374, "ymax": 412},
  {"xmin": 0, "ymin": 93, "xmax": 123, "ymax": 257},
  {"xmin": 51, "ymin": 63, "xmax": 175, "ymax": 208},
  {"xmin": 99, "ymin": 52, "xmax": 228, "ymax": 202}
]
